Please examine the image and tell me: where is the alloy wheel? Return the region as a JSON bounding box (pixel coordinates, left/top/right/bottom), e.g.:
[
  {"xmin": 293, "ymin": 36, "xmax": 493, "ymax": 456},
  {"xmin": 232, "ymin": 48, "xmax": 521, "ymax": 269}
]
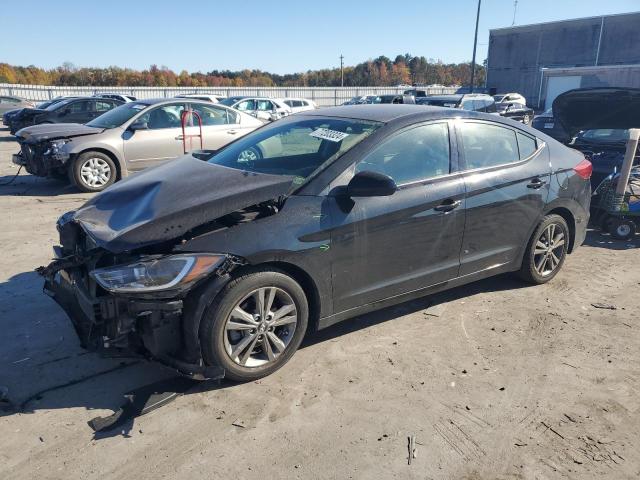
[
  {"xmin": 533, "ymin": 223, "xmax": 566, "ymax": 276},
  {"xmin": 223, "ymin": 287, "xmax": 298, "ymax": 368},
  {"xmin": 80, "ymin": 157, "xmax": 111, "ymax": 188}
]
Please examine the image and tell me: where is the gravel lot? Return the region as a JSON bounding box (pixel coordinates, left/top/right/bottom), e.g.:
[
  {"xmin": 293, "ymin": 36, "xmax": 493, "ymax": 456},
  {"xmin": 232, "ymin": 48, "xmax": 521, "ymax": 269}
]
[{"xmin": 1, "ymin": 126, "xmax": 639, "ymax": 479}]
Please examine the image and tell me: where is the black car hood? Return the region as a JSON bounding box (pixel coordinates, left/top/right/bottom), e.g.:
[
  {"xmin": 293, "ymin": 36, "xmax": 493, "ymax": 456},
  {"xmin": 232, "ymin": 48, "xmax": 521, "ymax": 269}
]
[
  {"xmin": 17, "ymin": 123, "xmax": 105, "ymax": 143},
  {"xmin": 553, "ymin": 88, "xmax": 640, "ymax": 137},
  {"xmin": 71, "ymin": 155, "xmax": 294, "ymax": 253}
]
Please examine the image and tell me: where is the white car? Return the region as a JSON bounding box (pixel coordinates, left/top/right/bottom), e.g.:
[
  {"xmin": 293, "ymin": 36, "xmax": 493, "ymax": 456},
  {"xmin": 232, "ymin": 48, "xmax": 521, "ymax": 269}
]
[
  {"xmin": 493, "ymin": 93, "xmax": 527, "ymax": 106},
  {"xmin": 220, "ymin": 97, "xmax": 292, "ymax": 121},
  {"xmin": 176, "ymin": 93, "xmax": 226, "ymax": 103},
  {"xmin": 281, "ymin": 98, "xmax": 318, "ymax": 113},
  {"xmin": 92, "ymin": 93, "xmax": 137, "ymax": 103}
]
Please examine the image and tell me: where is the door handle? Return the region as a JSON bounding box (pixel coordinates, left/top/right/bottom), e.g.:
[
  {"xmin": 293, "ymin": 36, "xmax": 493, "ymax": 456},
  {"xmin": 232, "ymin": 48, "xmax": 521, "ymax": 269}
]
[
  {"xmin": 527, "ymin": 177, "xmax": 547, "ymax": 189},
  {"xmin": 227, "ymin": 129, "xmax": 238, "ymax": 134},
  {"xmin": 175, "ymin": 135, "xmax": 184, "ymax": 140},
  {"xmin": 434, "ymin": 199, "xmax": 461, "ymax": 213}
]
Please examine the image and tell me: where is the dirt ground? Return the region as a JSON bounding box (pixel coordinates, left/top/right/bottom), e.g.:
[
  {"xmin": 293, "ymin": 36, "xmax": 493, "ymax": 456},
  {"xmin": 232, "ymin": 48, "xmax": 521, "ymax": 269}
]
[{"xmin": 0, "ymin": 126, "xmax": 639, "ymax": 480}]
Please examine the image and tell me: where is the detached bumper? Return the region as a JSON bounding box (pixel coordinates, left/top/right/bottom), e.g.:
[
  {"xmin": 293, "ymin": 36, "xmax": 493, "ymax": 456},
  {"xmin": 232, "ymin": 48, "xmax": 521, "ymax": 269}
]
[{"xmin": 43, "ymin": 267, "xmax": 224, "ymax": 381}]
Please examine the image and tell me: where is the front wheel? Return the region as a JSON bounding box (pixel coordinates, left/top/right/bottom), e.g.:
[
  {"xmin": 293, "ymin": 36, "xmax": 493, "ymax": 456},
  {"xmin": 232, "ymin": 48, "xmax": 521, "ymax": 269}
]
[
  {"xmin": 518, "ymin": 214, "xmax": 569, "ymax": 284},
  {"xmin": 200, "ymin": 268, "xmax": 308, "ymax": 382},
  {"xmin": 70, "ymin": 151, "xmax": 117, "ymax": 192}
]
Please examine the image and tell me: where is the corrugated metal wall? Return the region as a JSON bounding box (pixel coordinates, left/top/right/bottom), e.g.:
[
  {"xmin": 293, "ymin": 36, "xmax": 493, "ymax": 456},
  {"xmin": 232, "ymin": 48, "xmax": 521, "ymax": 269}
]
[
  {"xmin": 486, "ymin": 12, "xmax": 640, "ymax": 108},
  {"xmin": 0, "ymin": 84, "xmax": 457, "ymax": 106}
]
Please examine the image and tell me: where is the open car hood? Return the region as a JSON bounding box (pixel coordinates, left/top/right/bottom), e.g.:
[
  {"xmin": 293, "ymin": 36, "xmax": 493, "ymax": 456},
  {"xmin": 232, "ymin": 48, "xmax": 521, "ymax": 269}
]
[
  {"xmin": 17, "ymin": 123, "xmax": 105, "ymax": 143},
  {"xmin": 71, "ymin": 155, "xmax": 294, "ymax": 253},
  {"xmin": 553, "ymin": 88, "xmax": 640, "ymax": 137}
]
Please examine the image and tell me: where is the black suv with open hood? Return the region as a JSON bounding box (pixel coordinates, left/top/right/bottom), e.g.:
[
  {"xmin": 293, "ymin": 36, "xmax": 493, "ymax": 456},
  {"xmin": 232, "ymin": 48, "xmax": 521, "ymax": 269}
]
[{"xmin": 553, "ymin": 87, "xmax": 640, "ymax": 188}]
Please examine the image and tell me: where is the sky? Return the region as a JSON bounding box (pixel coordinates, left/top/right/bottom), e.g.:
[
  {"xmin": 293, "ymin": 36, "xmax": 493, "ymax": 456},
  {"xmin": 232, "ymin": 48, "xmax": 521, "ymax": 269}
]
[{"xmin": 1, "ymin": 0, "xmax": 638, "ymax": 74}]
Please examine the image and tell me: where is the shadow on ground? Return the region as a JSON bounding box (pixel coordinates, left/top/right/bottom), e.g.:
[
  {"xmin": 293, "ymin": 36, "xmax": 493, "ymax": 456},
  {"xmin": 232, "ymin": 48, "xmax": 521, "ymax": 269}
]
[
  {"xmin": 0, "ymin": 173, "xmax": 88, "ymax": 198},
  {"xmin": 0, "ymin": 259, "xmax": 530, "ymax": 439},
  {"xmin": 583, "ymin": 227, "xmax": 640, "ymax": 250}
]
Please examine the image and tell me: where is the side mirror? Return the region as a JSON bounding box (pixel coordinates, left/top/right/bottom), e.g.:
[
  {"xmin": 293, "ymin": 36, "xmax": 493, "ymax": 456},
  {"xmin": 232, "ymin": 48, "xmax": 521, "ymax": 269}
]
[
  {"xmin": 346, "ymin": 170, "xmax": 397, "ymax": 197},
  {"xmin": 129, "ymin": 121, "xmax": 148, "ymax": 131}
]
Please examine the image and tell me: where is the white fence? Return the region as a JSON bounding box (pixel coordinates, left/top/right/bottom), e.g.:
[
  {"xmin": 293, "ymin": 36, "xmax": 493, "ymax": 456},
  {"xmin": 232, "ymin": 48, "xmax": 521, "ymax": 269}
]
[{"xmin": 0, "ymin": 83, "xmax": 458, "ymax": 106}]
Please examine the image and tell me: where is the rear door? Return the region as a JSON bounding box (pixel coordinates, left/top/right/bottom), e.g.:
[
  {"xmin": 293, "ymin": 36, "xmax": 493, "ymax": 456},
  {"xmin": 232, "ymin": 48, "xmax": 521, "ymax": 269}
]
[
  {"xmin": 186, "ymin": 103, "xmax": 247, "ymax": 151},
  {"xmin": 329, "ymin": 121, "xmax": 466, "ymax": 312},
  {"xmin": 457, "ymin": 120, "xmax": 550, "ymax": 275},
  {"xmin": 123, "ymin": 102, "xmax": 187, "ymax": 170}
]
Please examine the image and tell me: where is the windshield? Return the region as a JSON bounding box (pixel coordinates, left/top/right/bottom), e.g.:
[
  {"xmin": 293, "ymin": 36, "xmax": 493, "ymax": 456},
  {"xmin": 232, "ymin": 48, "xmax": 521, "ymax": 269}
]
[
  {"xmin": 577, "ymin": 129, "xmax": 629, "ymax": 143},
  {"xmin": 86, "ymin": 102, "xmax": 150, "ymax": 129},
  {"xmin": 423, "ymin": 98, "xmax": 460, "ymax": 108},
  {"xmin": 207, "ymin": 117, "xmax": 381, "ymax": 181},
  {"xmin": 219, "ymin": 97, "xmax": 245, "ymax": 106}
]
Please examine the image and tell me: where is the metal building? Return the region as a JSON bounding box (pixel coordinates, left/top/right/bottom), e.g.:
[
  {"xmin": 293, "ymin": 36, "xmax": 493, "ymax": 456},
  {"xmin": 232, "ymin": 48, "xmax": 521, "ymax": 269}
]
[{"xmin": 486, "ymin": 11, "xmax": 640, "ymax": 109}]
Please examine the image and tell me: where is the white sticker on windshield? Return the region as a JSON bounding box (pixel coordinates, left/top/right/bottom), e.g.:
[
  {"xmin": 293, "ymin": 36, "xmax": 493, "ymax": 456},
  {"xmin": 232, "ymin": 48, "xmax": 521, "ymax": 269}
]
[
  {"xmin": 131, "ymin": 104, "xmax": 147, "ymax": 110},
  {"xmin": 443, "ymin": 103, "xmax": 457, "ymax": 108},
  {"xmin": 310, "ymin": 128, "xmax": 349, "ymax": 142}
]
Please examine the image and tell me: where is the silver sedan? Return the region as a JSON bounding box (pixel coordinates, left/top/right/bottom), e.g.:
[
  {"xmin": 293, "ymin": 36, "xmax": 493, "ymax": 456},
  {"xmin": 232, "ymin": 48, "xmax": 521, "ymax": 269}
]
[{"xmin": 14, "ymin": 98, "xmax": 264, "ymax": 192}]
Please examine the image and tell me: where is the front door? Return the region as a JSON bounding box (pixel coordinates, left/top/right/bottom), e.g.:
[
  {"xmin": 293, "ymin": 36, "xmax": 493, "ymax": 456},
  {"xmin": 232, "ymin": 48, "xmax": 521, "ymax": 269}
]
[
  {"xmin": 456, "ymin": 120, "xmax": 550, "ymax": 275},
  {"xmin": 123, "ymin": 102, "xmax": 187, "ymax": 171},
  {"xmin": 329, "ymin": 122, "xmax": 466, "ymax": 313}
]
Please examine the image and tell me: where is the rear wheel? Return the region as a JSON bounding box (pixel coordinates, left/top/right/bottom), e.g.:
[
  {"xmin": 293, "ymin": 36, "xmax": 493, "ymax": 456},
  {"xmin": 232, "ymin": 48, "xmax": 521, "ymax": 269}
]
[
  {"xmin": 200, "ymin": 268, "xmax": 308, "ymax": 382},
  {"xmin": 518, "ymin": 214, "xmax": 569, "ymax": 284},
  {"xmin": 70, "ymin": 151, "xmax": 116, "ymax": 192},
  {"xmin": 609, "ymin": 218, "xmax": 636, "ymax": 241}
]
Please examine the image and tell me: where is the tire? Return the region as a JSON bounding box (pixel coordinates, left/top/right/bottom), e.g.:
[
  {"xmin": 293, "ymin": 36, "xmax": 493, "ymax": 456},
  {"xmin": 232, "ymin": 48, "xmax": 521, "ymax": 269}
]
[
  {"xmin": 518, "ymin": 214, "xmax": 570, "ymax": 284},
  {"xmin": 609, "ymin": 218, "xmax": 636, "ymax": 241},
  {"xmin": 70, "ymin": 151, "xmax": 117, "ymax": 193},
  {"xmin": 237, "ymin": 146, "xmax": 262, "ymax": 163},
  {"xmin": 200, "ymin": 268, "xmax": 309, "ymax": 382}
]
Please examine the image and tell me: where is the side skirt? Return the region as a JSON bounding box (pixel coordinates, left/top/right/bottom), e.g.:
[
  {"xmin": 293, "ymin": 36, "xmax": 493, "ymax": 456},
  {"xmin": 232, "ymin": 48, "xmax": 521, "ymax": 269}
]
[{"xmin": 318, "ymin": 261, "xmax": 516, "ymax": 330}]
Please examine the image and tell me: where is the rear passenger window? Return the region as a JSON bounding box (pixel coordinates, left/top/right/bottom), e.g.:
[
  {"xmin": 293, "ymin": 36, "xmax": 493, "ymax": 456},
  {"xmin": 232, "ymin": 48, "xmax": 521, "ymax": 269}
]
[
  {"xmin": 460, "ymin": 122, "xmax": 519, "ymax": 169},
  {"xmin": 355, "ymin": 123, "xmax": 450, "ymax": 184},
  {"xmin": 517, "ymin": 132, "xmax": 537, "ymax": 158}
]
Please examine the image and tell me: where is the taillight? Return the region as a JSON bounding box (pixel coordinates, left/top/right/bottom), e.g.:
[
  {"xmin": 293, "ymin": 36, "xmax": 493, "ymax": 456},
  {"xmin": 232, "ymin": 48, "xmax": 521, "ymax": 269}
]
[{"xmin": 574, "ymin": 158, "xmax": 593, "ymax": 179}]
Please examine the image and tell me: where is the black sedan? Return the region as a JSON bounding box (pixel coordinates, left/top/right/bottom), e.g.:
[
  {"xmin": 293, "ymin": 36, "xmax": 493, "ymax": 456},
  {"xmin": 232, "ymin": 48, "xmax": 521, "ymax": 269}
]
[
  {"xmin": 9, "ymin": 97, "xmax": 123, "ymax": 134},
  {"xmin": 40, "ymin": 105, "xmax": 592, "ymax": 382}
]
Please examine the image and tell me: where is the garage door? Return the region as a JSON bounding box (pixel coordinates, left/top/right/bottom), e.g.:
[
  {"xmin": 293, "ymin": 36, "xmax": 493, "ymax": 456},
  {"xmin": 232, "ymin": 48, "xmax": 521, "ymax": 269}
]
[{"xmin": 545, "ymin": 76, "xmax": 582, "ymax": 110}]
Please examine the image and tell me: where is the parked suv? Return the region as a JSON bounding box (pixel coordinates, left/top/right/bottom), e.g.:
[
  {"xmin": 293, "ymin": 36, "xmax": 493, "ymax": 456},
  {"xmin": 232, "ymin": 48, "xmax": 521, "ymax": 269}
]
[
  {"xmin": 13, "ymin": 98, "xmax": 263, "ymax": 192},
  {"xmin": 9, "ymin": 97, "xmax": 123, "ymax": 134},
  {"xmin": 282, "ymin": 98, "xmax": 317, "ymax": 113},
  {"xmin": 417, "ymin": 93, "xmax": 496, "ymax": 113}
]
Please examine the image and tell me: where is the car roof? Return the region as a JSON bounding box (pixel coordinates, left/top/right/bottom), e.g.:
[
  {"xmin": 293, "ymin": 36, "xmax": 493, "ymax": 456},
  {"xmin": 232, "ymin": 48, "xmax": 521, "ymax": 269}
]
[{"xmin": 301, "ymin": 104, "xmax": 474, "ymax": 122}]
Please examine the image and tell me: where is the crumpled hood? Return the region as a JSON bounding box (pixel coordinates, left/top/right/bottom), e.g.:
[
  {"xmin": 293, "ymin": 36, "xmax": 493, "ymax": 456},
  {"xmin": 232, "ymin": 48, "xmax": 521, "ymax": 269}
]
[
  {"xmin": 17, "ymin": 123, "xmax": 105, "ymax": 143},
  {"xmin": 553, "ymin": 88, "xmax": 640, "ymax": 137},
  {"xmin": 71, "ymin": 155, "xmax": 294, "ymax": 253}
]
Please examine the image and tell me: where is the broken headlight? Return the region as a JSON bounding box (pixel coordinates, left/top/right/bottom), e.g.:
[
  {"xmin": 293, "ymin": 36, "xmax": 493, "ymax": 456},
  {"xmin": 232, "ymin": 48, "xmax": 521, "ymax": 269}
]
[
  {"xmin": 46, "ymin": 139, "xmax": 71, "ymax": 155},
  {"xmin": 90, "ymin": 254, "xmax": 225, "ymax": 293}
]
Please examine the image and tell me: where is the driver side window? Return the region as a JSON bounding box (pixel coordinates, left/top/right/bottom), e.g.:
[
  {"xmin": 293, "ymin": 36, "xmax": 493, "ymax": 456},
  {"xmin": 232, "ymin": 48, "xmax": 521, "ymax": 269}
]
[
  {"xmin": 355, "ymin": 123, "xmax": 451, "ymax": 185},
  {"xmin": 137, "ymin": 104, "xmax": 185, "ymax": 129}
]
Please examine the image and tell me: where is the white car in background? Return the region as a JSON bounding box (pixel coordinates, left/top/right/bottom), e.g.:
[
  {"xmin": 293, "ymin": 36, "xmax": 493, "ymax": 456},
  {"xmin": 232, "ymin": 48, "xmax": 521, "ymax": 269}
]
[
  {"xmin": 220, "ymin": 97, "xmax": 292, "ymax": 121},
  {"xmin": 282, "ymin": 98, "xmax": 317, "ymax": 113},
  {"xmin": 176, "ymin": 93, "xmax": 226, "ymax": 103},
  {"xmin": 493, "ymin": 92, "xmax": 527, "ymax": 106}
]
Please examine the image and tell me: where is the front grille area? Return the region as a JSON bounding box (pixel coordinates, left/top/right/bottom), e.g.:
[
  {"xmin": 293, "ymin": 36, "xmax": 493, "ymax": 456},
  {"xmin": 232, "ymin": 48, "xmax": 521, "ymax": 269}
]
[{"xmin": 20, "ymin": 142, "xmax": 49, "ymax": 176}]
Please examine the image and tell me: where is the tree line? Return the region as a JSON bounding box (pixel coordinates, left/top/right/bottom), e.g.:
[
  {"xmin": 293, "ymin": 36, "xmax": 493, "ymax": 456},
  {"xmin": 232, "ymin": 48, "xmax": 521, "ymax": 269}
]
[{"xmin": 0, "ymin": 54, "xmax": 485, "ymax": 88}]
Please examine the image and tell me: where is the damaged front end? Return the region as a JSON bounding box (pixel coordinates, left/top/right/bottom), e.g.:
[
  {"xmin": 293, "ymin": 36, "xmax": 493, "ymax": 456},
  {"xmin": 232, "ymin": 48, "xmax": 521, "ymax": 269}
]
[
  {"xmin": 38, "ymin": 213, "xmax": 247, "ymax": 381},
  {"xmin": 14, "ymin": 138, "xmax": 72, "ymax": 177}
]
